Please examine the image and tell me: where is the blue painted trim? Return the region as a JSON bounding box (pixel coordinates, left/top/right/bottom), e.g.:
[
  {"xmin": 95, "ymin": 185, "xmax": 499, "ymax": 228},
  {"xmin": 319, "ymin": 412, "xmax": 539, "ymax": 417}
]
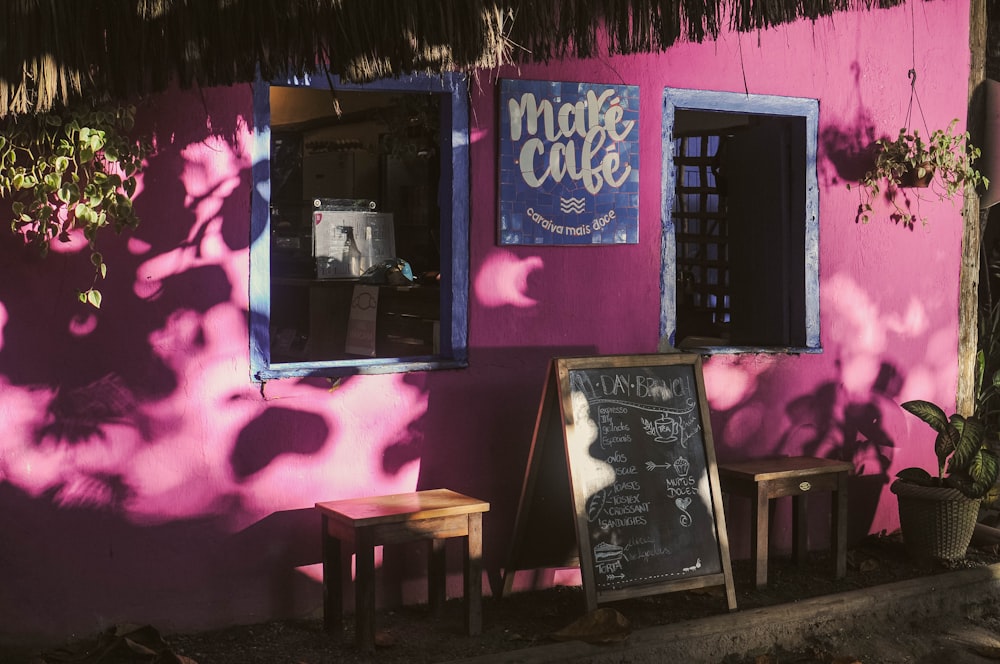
[
  {"xmin": 661, "ymin": 87, "xmax": 821, "ymax": 352},
  {"xmin": 440, "ymin": 77, "xmax": 471, "ymax": 362},
  {"xmin": 249, "ymin": 72, "xmax": 470, "ymax": 380},
  {"xmin": 660, "ymin": 111, "xmax": 678, "ymax": 348},
  {"xmin": 249, "ymin": 71, "xmax": 272, "ymax": 377},
  {"xmin": 258, "ymin": 357, "xmax": 468, "ymax": 380},
  {"xmin": 682, "ymin": 346, "xmax": 823, "ymax": 356}
]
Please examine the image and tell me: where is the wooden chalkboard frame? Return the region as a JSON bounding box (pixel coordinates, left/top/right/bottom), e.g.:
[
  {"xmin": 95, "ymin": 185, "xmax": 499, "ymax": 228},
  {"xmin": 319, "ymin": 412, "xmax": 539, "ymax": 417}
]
[{"xmin": 503, "ymin": 353, "xmax": 737, "ymax": 612}]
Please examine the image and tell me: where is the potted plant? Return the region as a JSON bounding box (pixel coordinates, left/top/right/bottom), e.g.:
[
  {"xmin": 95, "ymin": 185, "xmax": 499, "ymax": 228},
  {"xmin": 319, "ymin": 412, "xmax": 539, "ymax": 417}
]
[
  {"xmin": 893, "ymin": 401, "xmax": 997, "ymax": 561},
  {"xmin": 893, "ymin": 329, "xmax": 1000, "ymax": 560},
  {"xmin": 851, "ymin": 118, "xmax": 988, "ymax": 226},
  {"xmin": 0, "ymin": 101, "xmax": 149, "ymax": 308}
]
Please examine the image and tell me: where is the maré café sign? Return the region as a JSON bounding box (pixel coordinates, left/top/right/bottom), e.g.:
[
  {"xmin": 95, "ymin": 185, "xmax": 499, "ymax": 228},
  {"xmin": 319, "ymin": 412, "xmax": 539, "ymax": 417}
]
[{"xmin": 498, "ymin": 79, "xmax": 640, "ymax": 245}]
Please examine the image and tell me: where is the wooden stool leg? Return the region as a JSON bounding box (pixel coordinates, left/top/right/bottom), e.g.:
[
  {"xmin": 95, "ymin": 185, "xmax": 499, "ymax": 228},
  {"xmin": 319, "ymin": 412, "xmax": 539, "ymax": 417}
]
[
  {"xmin": 321, "ymin": 516, "xmax": 343, "ymax": 636},
  {"xmin": 793, "ymin": 493, "xmax": 809, "ymax": 566},
  {"xmin": 465, "ymin": 512, "xmax": 483, "ymax": 635},
  {"xmin": 355, "ymin": 529, "xmax": 376, "ymax": 652},
  {"xmin": 752, "ymin": 484, "xmax": 769, "ymax": 588},
  {"xmin": 429, "ymin": 538, "xmax": 446, "ymax": 616},
  {"xmin": 833, "ymin": 472, "xmax": 848, "ymax": 578}
]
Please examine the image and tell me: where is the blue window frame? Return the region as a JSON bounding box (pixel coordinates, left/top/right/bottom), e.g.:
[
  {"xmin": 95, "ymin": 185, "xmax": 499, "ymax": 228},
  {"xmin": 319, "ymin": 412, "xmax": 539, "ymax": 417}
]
[
  {"xmin": 250, "ymin": 73, "xmax": 470, "ymax": 380},
  {"xmin": 661, "ymin": 88, "xmax": 820, "ymax": 353}
]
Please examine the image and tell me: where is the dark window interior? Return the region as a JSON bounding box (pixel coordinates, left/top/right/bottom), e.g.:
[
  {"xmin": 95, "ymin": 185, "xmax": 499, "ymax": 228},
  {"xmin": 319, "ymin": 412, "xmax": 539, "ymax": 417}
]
[
  {"xmin": 268, "ymin": 87, "xmax": 443, "ymax": 362},
  {"xmin": 673, "ymin": 110, "xmax": 806, "ymax": 349}
]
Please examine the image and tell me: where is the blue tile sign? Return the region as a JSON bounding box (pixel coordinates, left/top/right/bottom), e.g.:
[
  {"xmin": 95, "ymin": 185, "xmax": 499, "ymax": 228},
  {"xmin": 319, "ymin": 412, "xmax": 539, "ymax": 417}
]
[{"xmin": 499, "ymin": 79, "xmax": 640, "ymax": 245}]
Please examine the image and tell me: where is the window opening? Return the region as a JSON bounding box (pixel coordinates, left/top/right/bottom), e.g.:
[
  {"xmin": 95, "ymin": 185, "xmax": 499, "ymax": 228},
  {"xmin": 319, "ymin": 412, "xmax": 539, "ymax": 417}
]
[
  {"xmin": 251, "ymin": 74, "xmax": 469, "ymax": 379},
  {"xmin": 662, "ymin": 90, "xmax": 819, "ymax": 353}
]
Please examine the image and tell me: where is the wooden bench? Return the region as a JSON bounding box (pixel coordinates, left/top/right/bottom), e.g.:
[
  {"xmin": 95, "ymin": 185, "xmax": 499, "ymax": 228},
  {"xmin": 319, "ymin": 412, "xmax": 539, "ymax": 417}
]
[
  {"xmin": 717, "ymin": 456, "xmax": 851, "ymax": 588},
  {"xmin": 316, "ymin": 489, "xmax": 490, "ymax": 651}
]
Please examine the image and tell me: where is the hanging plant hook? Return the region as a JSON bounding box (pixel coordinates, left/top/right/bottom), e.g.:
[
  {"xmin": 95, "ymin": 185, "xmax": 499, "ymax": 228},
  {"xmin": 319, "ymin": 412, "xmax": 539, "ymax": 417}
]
[{"xmin": 906, "ymin": 67, "xmax": 929, "ymax": 136}]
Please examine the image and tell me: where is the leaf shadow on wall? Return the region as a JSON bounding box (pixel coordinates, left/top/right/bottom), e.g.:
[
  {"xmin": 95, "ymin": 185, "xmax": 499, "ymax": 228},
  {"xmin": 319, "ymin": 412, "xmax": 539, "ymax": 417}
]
[
  {"xmin": 777, "ymin": 362, "xmax": 900, "ymax": 544},
  {"xmin": 230, "ymin": 406, "xmax": 331, "ymax": 481},
  {"xmin": 0, "ymin": 85, "xmax": 250, "ymax": 416},
  {"xmin": 36, "ymin": 373, "xmax": 153, "ymax": 445},
  {"xmin": 0, "ymin": 88, "xmax": 342, "ymax": 637},
  {"xmin": 384, "ymin": 345, "xmax": 597, "ymax": 594},
  {"xmin": 709, "ymin": 359, "xmax": 901, "ymax": 556}
]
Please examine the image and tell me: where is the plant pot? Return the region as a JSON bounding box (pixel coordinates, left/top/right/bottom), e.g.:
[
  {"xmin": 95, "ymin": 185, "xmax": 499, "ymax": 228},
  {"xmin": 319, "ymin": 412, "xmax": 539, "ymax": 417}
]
[
  {"xmin": 891, "ymin": 480, "xmax": 980, "ymax": 561},
  {"xmin": 898, "ymin": 164, "xmax": 934, "ymax": 188}
]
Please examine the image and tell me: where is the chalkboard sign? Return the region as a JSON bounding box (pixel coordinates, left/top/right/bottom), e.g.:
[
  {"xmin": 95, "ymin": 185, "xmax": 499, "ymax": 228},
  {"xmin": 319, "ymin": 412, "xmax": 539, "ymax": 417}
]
[{"xmin": 503, "ymin": 353, "xmax": 736, "ymax": 612}]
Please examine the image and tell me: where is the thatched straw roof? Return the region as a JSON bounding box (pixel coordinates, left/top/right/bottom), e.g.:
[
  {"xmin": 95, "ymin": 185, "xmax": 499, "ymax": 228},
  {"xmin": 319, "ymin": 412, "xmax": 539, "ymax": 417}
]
[{"xmin": 2, "ymin": 0, "xmax": 904, "ymax": 118}]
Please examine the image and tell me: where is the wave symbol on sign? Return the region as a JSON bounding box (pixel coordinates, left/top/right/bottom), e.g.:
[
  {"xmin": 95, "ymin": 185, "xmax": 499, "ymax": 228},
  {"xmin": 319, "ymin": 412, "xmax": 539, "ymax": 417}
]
[{"xmin": 560, "ymin": 197, "xmax": 586, "ymax": 214}]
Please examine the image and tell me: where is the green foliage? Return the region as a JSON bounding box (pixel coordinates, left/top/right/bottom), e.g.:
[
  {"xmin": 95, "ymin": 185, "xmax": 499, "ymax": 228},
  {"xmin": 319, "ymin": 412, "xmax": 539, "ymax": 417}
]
[
  {"xmin": 0, "ymin": 103, "xmax": 150, "ymax": 308},
  {"xmin": 976, "ymin": 303, "xmax": 1000, "ymax": 431},
  {"xmin": 849, "ymin": 119, "xmax": 988, "ymax": 226},
  {"xmin": 900, "ymin": 398, "xmax": 1000, "ymax": 499}
]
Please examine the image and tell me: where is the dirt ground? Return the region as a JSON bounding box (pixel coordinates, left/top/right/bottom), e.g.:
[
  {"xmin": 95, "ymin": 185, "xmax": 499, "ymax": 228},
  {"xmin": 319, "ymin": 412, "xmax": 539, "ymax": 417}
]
[{"xmin": 7, "ymin": 532, "xmax": 1000, "ymax": 664}]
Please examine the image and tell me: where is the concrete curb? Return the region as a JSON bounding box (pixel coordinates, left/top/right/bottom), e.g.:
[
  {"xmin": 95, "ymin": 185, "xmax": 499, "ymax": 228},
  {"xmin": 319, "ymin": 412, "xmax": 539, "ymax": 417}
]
[{"xmin": 452, "ymin": 563, "xmax": 1000, "ymax": 663}]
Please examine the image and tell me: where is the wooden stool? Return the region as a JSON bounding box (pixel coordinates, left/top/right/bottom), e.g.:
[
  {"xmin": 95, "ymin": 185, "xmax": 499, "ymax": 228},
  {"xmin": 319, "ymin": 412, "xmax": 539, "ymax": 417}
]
[
  {"xmin": 717, "ymin": 456, "xmax": 851, "ymax": 588},
  {"xmin": 316, "ymin": 488, "xmax": 490, "ymax": 651}
]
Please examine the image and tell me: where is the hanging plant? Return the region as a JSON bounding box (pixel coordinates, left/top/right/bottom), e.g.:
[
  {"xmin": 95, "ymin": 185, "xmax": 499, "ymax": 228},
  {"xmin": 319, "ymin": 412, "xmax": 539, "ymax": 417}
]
[
  {"xmin": 0, "ymin": 102, "xmax": 150, "ymax": 308},
  {"xmin": 850, "ymin": 119, "xmax": 988, "ymax": 226}
]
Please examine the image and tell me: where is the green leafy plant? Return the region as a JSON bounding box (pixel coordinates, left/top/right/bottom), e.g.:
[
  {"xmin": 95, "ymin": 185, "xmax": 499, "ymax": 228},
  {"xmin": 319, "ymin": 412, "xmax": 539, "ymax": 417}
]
[
  {"xmin": 971, "ymin": 298, "xmax": 1000, "ymax": 507},
  {"xmin": 898, "ymin": 399, "xmax": 999, "ymax": 499},
  {"xmin": 977, "ymin": 303, "xmax": 1000, "ymax": 436},
  {"xmin": 0, "ymin": 103, "xmax": 150, "ymax": 308},
  {"xmin": 896, "ymin": 297, "xmax": 1000, "ymax": 500},
  {"xmin": 850, "ymin": 119, "xmax": 988, "ymax": 226}
]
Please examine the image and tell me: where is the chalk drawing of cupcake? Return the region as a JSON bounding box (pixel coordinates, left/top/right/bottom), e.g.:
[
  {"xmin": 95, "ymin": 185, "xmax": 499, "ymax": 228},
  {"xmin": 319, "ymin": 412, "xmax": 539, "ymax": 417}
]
[{"xmin": 673, "ymin": 456, "xmax": 690, "ymax": 477}]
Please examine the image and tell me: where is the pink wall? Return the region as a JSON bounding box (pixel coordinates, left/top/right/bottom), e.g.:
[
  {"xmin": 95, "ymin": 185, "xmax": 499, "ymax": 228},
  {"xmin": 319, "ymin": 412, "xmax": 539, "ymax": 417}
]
[{"xmin": 0, "ymin": 0, "xmax": 973, "ymax": 645}]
